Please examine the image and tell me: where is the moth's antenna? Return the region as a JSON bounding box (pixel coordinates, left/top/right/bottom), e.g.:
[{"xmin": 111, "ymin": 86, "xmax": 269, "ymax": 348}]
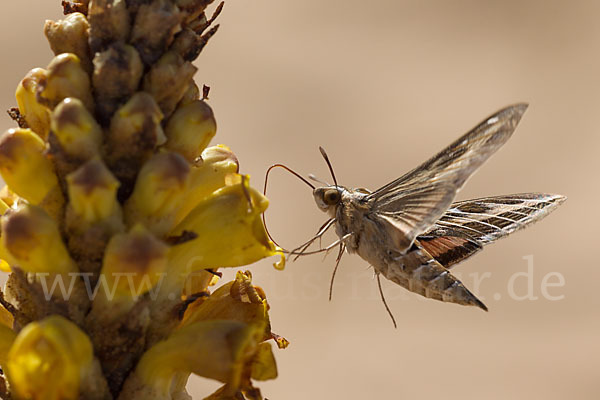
[
  {"xmin": 263, "ymin": 164, "xmax": 315, "ymax": 248},
  {"xmin": 319, "ymin": 147, "xmax": 338, "ymax": 187},
  {"xmin": 376, "ymin": 274, "xmax": 397, "ymax": 329}
]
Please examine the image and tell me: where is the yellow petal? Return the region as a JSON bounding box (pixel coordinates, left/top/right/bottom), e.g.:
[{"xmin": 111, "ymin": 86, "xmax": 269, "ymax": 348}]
[
  {"xmin": 0, "ymin": 324, "xmax": 16, "ymax": 366},
  {"xmin": 180, "ymin": 271, "xmax": 269, "ymax": 332},
  {"xmin": 0, "ymin": 303, "xmax": 13, "ymax": 330},
  {"xmin": 6, "ymin": 315, "xmax": 93, "ymax": 400},
  {"xmin": 136, "ymin": 320, "xmax": 264, "ymax": 396},
  {"xmin": 173, "ymin": 144, "xmax": 239, "ymax": 227},
  {"xmin": 169, "ymin": 175, "xmax": 285, "ymax": 276},
  {"xmin": 251, "ymin": 343, "xmax": 278, "ymax": 381},
  {"xmin": 0, "ymin": 198, "xmax": 10, "ymax": 215}
]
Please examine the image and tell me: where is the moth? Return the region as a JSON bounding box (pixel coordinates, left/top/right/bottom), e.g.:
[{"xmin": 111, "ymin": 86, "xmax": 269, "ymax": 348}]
[{"xmin": 265, "ymin": 103, "xmax": 565, "ymax": 326}]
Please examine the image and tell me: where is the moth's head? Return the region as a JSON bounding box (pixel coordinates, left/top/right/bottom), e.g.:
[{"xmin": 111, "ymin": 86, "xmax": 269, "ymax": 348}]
[{"xmin": 313, "ymin": 186, "xmax": 343, "ymax": 212}]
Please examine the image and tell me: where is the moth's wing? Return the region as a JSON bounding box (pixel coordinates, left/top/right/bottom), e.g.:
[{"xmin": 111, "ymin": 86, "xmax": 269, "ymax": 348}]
[
  {"xmin": 419, "ymin": 193, "xmax": 566, "ymax": 268},
  {"xmin": 367, "ymin": 103, "xmax": 528, "ymax": 253}
]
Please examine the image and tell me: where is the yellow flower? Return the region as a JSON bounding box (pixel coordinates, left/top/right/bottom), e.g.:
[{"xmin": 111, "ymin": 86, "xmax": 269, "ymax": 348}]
[
  {"xmin": 181, "ymin": 271, "xmax": 270, "ymax": 333},
  {"xmin": 5, "ymin": 315, "xmax": 94, "ymax": 400},
  {"xmin": 128, "ymin": 319, "xmax": 273, "ymax": 399},
  {"xmin": 168, "ymin": 175, "xmax": 285, "ymax": 279},
  {"xmin": 173, "ymin": 144, "xmax": 239, "ymax": 227}
]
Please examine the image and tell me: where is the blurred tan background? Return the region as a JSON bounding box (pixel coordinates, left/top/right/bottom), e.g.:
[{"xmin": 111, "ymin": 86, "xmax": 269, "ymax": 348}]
[{"xmin": 1, "ymin": 0, "xmax": 598, "ymax": 399}]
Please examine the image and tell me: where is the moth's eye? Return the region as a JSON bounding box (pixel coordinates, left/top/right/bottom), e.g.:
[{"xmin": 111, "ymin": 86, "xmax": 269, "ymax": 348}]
[{"xmin": 323, "ymin": 189, "xmax": 341, "ymax": 205}]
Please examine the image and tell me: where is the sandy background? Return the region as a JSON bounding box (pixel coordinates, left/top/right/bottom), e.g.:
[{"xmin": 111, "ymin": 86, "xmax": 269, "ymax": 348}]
[{"xmin": 1, "ymin": 1, "xmax": 598, "ymax": 399}]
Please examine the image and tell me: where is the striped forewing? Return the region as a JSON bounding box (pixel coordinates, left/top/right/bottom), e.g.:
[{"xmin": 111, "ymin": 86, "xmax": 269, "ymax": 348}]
[
  {"xmin": 366, "ymin": 104, "xmax": 528, "ymax": 253},
  {"xmin": 418, "ymin": 193, "xmax": 566, "ymax": 268}
]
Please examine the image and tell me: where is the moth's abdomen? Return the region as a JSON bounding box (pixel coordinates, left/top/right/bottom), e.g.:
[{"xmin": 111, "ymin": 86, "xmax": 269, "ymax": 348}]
[{"xmin": 379, "ymin": 241, "xmax": 488, "ymax": 311}]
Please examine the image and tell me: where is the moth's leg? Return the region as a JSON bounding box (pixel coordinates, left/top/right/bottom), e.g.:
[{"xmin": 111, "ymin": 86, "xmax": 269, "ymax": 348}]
[
  {"xmin": 328, "ymin": 243, "xmax": 346, "ymax": 301},
  {"xmin": 289, "ymin": 218, "xmax": 336, "ymax": 261},
  {"xmin": 376, "ymin": 272, "xmax": 397, "ymax": 328},
  {"xmin": 288, "ymin": 233, "xmax": 353, "ymax": 257}
]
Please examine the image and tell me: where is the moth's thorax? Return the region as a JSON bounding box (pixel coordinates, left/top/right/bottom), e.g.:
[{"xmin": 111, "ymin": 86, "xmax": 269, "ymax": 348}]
[{"xmin": 329, "ymin": 188, "xmax": 370, "ymax": 251}]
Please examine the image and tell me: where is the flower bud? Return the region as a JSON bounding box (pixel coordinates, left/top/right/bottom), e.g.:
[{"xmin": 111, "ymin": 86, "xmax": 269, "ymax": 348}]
[
  {"xmin": 106, "ymin": 92, "xmax": 166, "ymax": 193},
  {"xmin": 15, "ymin": 68, "xmax": 51, "ymax": 139},
  {"xmin": 88, "ymin": 0, "xmax": 131, "ymax": 53},
  {"xmin": 65, "ymin": 158, "xmax": 124, "ymax": 277},
  {"xmin": 0, "ymin": 128, "xmax": 59, "ymax": 205},
  {"xmin": 178, "ymin": 80, "xmax": 201, "ymax": 107},
  {"xmin": 44, "ymin": 12, "xmax": 92, "ymax": 73},
  {"xmin": 171, "ymin": 18, "xmax": 220, "ymax": 62},
  {"xmin": 101, "ymin": 224, "xmax": 169, "ymax": 300},
  {"xmin": 37, "ymin": 53, "xmax": 94, "ymax": 111},
  {"xmin": 131, "ymin": 0, "xmax": 184, "ymax": 65},
  {"xmin": 6, "ymin": 315, "xmax": 94, "ymax": 400},
  {"xmin": 1, "ymin": 204, "xmax": 77, "ymax": 274},
  {"xmin": 164, "ymin": 100, "xmax": 216, "ymax": 162},
  {"xmin": 124, "ymin": 152, "xmax": 191, "ymax": 236},
  {"xmin": 175, "ymin": 0, "xmax": 213, "ymax": 23},
  {"xmin": 92, "ymin": 42, "xmax": 144, "ymax": 122},
  {"xmin": 50, "ymin": 97, "xmax": 103, "ymax": 162},
  {"xmin": 143, "ymin": 51, "xmax": 197, "ymax": 118},
  {"xmin": 66, "ymin": 158, "xmax": 122, "ymax": 226}
]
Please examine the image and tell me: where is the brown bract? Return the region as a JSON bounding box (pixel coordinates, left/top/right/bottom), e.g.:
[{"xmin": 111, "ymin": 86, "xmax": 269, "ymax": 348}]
[{"xmin": 62, "ymin": 0, "xmax": 90, "ymax": 15}]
